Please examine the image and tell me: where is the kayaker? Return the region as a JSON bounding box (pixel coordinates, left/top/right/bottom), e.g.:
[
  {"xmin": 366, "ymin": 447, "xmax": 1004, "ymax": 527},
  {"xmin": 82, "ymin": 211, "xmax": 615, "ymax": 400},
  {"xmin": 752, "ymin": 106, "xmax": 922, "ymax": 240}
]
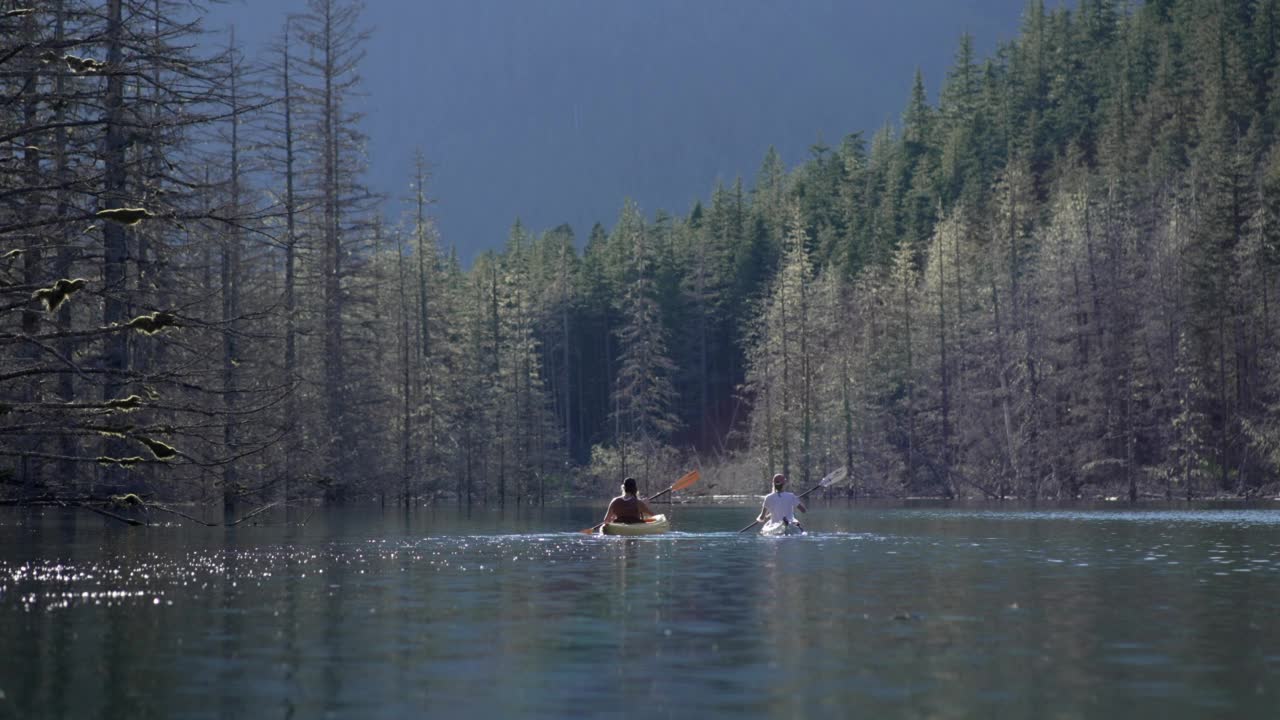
[
  {"xmin": 756, "ymin": 473, "xmax": 806, "ymax": 528},
  {"xmin": 600, "ymin": 477, "xmax": 654, "ymax": 527}
]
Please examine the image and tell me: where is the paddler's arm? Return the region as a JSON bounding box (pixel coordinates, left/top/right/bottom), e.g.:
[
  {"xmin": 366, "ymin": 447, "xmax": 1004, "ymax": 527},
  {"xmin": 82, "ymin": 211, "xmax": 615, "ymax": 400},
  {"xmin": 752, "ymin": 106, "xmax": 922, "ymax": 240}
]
[
  {"xmin": 637, "ymin": 498, "xmax": 655, "ymax": 519},
  {"xmin": 600, "ymin": 498, "xmax": 619, "ymax": 526}
]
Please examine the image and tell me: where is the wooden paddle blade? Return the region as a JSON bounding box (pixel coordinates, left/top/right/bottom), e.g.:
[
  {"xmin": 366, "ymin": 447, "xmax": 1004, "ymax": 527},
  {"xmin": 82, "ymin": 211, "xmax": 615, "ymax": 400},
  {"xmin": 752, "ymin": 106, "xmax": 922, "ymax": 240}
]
[
  {"xmin": 579, "ymin": 522, "xmax": 604, "ymax": 535},
  {"xmin": 645, "ymin": 470, "xmax": 699, "ymax": 502},
  {"xmin": 671, "ymin": 469, "xmax": 700, "ymax": 491}
]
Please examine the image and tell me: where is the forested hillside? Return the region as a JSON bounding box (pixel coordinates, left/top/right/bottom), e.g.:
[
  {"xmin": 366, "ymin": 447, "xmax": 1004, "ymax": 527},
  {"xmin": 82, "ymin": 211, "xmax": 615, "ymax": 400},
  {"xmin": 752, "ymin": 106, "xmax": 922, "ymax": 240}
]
[{"xmin": 3, "ymin": 0, "xmax": 1279, "ymax": 511}]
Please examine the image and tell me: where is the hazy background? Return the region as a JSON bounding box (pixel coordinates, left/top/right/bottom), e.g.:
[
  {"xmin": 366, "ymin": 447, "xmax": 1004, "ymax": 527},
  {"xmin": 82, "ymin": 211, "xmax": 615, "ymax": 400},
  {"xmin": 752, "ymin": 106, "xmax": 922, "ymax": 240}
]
[{"xmin": 210, "ymin": 0, "xmax": 1032, "ymax": 261}]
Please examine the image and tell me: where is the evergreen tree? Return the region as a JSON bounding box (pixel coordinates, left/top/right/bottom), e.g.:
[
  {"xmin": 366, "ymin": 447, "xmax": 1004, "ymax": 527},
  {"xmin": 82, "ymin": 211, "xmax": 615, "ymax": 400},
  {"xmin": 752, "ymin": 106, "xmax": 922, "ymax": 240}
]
[{"xmin": 610, "ymin": 200, "xmax": 679, "ymax": 481}]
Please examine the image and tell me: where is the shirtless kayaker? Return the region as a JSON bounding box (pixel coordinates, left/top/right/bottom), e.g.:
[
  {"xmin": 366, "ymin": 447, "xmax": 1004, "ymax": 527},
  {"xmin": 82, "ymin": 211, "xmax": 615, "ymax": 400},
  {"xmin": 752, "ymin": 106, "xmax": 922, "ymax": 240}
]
[{"xmin": 600, "ymin": 477, "xmax": 654, "ymax": 529}]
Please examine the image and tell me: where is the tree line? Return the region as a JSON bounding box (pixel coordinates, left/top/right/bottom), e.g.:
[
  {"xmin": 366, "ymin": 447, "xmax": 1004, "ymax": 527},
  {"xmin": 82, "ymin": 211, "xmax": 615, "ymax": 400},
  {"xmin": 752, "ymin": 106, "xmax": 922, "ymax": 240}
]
[{"xmin": 3, "ymin": 0, "xmax": 1279, "ymax": 515}]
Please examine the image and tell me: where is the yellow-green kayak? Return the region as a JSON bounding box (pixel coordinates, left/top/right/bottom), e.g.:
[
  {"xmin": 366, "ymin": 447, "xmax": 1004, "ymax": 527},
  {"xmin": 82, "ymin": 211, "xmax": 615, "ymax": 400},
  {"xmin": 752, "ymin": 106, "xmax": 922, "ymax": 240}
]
[{"xmin": 601, "ymin": 514, "xmax": 669, "ymax": 535}]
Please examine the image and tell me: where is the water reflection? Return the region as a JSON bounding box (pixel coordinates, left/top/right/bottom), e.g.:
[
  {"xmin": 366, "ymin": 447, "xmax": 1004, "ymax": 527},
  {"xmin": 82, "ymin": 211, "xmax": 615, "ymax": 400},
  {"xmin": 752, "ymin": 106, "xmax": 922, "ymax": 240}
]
[{"xmin": 1, "ymin": 504, "xmax": 1278, "ymax": 719}]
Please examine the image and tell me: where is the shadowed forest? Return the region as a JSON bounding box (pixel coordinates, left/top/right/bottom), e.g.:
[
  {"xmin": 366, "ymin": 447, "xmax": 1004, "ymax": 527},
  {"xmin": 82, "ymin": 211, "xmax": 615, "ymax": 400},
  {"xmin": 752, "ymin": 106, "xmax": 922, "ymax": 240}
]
[{"xmin": 3, "ymin": 0, "xmax": 1280, "ymax": 517}]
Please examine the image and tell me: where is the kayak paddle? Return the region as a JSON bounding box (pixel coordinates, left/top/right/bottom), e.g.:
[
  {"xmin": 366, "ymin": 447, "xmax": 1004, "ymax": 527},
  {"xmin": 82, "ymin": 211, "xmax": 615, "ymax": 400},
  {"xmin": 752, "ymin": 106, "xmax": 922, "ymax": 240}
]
[
  {"xmin": 797, "ymin": 466, "xmax": 848, "ymax": 499},
  {"xmin": 580, "ymin": 469, "xmax": 700, "ymax": 534},
  {"xmin": 738, "ymin": 466, "xmax": 848, "ymax": 534}
]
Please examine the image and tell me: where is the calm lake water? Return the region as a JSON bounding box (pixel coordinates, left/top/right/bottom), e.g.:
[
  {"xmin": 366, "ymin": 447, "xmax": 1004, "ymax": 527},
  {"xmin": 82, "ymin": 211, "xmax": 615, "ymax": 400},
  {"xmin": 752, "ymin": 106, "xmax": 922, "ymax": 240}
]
[{"xmin": 2, "ymin": 502, "xmax": 1279, "ymax": 719}]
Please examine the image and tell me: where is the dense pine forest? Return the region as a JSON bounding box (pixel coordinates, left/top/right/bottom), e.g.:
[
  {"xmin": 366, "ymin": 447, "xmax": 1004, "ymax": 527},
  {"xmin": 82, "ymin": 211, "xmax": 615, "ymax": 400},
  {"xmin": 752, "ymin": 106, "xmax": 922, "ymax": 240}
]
[{"xmin": 3, "ymin": 0, "xmax": 1280, "ymax": 516}]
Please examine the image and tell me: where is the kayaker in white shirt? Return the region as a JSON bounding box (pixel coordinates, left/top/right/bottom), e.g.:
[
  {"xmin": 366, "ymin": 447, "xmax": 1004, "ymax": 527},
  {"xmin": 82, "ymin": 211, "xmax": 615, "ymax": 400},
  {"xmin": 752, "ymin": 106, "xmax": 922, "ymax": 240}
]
[{"xmin": 757, "ymin": 473, "xmax": 806, "ymax": 528}]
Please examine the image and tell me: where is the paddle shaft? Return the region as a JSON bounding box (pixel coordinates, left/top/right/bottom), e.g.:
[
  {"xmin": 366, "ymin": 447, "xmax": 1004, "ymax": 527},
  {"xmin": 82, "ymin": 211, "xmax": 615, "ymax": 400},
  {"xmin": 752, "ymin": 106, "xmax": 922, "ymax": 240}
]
[
  {"xmin": 646, "ymin": 486, "xmax": 675, "ymax": 502},
  {"xmin": 798, "ymin": 483, "xmax": 826, "ymax": 500}
]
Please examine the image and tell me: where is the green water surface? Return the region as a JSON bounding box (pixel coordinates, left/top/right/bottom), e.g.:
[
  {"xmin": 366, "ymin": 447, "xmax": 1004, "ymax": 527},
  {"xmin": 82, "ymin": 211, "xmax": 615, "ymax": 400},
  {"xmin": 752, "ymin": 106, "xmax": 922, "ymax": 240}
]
[{"xmin": 2, "ymin": 503, "xmax": 1278, "ymax": 719}]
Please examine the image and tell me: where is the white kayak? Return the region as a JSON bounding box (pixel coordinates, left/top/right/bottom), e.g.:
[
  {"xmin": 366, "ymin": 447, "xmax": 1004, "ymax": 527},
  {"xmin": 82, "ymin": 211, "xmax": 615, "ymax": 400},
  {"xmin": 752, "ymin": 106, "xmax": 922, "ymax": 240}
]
[
  {"xmin": 760, "ymin": 519, "xmax": 805, "ymax": 536},
  {"xmin": 602, "ymin": 514, "xmax": 670, "ymax": 536}
]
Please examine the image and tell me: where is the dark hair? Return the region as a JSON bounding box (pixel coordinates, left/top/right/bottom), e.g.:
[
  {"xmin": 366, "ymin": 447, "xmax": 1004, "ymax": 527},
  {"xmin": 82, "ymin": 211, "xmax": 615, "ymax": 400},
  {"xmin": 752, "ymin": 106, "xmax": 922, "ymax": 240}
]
[{"xmin": 623, "ymin": 477, "xmax": 638, "ymax": 493}]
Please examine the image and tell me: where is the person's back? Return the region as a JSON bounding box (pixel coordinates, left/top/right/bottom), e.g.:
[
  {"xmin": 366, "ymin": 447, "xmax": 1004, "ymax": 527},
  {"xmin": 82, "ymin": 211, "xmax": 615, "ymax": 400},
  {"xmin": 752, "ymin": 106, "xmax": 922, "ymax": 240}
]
[
  {"xmin": 601, "ymin": 477, "xmax": 653, "ymax": 527},
  {"xmin": 757, "ymin": 473, "xmax": 806, "ymax": 526},
  {"xmin": 610, "ymin": 494, "xmax": 644, "ymax": 523},
  {"xmin": 762, "ymin": 490, "xmax": 802, "ymax": 524}
]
